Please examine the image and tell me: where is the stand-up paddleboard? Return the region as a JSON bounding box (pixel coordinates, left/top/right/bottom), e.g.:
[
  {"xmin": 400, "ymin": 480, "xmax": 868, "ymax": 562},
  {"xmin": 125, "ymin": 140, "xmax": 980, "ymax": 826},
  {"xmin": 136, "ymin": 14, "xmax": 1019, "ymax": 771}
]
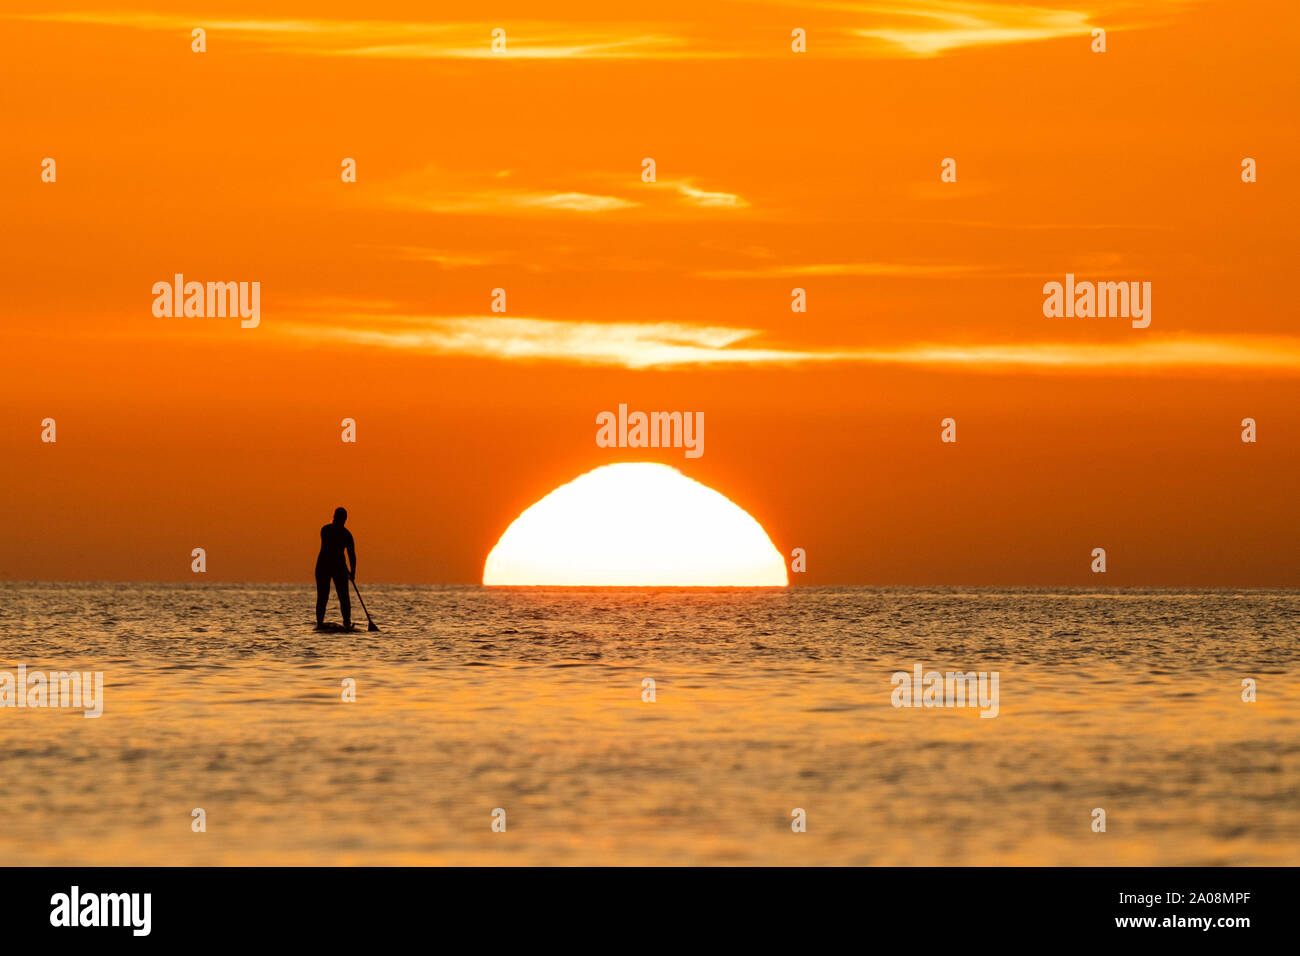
[{"xmin": 314, "ymin": 621, "xmax": 357, "ymax": 633}]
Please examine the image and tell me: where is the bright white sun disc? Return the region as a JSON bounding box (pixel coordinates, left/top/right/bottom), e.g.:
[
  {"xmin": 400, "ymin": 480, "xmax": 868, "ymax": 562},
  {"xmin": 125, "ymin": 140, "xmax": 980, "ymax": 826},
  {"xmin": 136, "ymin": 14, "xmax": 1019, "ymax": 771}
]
[{"xmin": 483, "ymin": 462, "xmax": 788, "ymax": 586}]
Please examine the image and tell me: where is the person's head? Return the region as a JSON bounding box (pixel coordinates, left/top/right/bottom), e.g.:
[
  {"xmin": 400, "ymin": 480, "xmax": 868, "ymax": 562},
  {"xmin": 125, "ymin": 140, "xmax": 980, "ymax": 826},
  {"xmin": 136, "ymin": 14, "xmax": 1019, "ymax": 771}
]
[{"xmin": 332, "ymin": 507, "xmax": 348, "ymax": 526}]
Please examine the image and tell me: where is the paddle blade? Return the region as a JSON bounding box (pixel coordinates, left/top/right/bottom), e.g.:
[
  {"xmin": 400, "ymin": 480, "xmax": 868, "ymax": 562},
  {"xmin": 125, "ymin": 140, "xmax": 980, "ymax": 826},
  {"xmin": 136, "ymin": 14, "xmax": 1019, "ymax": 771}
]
[{"xmin": 368, "ymin": 621, "xmax": 379, "ymax": 632}]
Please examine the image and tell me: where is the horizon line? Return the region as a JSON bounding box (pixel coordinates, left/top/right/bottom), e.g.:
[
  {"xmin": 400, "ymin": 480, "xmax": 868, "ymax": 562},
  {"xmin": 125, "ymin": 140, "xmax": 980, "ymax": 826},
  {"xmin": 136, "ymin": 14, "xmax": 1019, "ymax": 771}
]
[{"xmin": 2, "ymin": 580, "xmax": 1295, "ymax": 591}]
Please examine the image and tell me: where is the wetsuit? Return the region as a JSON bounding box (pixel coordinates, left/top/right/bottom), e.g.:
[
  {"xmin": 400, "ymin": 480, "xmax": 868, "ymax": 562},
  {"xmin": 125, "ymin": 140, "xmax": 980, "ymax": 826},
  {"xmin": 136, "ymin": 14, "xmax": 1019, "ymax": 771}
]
[{"xmin": 315, "ymin": 523, "xmax": 356, "ymax": 626}]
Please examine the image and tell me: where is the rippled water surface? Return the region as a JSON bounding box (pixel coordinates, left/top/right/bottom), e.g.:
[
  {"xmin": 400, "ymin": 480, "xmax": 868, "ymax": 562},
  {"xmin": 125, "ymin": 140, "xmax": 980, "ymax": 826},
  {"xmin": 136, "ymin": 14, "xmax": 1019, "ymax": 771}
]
[{"xmin": 2, "ymin": 584, "xmax": 1297, "ymax": 864}]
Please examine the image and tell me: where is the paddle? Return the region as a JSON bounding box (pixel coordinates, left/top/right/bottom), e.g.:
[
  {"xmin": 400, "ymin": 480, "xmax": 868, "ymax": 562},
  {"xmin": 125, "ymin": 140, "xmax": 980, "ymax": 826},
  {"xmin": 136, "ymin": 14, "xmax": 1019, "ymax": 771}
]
[{"xmin": 350, "ymin": 579, "xmax": 380, "ymax": 631}]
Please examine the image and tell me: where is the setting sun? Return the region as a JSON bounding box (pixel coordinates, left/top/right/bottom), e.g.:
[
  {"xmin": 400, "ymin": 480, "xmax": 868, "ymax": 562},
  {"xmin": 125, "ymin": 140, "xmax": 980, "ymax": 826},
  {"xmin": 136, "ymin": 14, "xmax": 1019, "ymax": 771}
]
[
  {"xmin": 483, "ymin": 462, "xmax": 787, "ymax": 586},
  {"xmin": 2, "ymin": 0, "xmax": 1298, "ymax": 891}
]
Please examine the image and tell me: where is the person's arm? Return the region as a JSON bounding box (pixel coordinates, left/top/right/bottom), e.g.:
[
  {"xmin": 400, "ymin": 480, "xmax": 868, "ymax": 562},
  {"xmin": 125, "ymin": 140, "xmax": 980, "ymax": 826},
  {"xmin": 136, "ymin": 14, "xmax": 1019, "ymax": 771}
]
[{"xmin": 346, "ymin": 532, "xmax": 356, "ymax": 581}]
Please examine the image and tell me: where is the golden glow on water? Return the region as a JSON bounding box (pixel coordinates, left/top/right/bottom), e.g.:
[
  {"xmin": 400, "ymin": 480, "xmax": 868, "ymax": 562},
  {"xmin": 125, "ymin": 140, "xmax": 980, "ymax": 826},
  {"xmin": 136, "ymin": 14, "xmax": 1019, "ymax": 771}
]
[{"xmin": 2, "ymin": 656, "xmax": 1295, "ymax": 865}]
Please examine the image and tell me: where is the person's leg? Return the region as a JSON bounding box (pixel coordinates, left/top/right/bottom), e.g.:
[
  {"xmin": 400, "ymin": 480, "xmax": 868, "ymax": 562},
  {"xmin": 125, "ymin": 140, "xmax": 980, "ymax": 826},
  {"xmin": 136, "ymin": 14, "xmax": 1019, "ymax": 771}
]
[
  {"xmin": 315, "ymin": 569, "xmax": 330, "ymax": 625},
  {"xmin": 336, "ymin": 572, "xmax": 352, "ymax": 627}
]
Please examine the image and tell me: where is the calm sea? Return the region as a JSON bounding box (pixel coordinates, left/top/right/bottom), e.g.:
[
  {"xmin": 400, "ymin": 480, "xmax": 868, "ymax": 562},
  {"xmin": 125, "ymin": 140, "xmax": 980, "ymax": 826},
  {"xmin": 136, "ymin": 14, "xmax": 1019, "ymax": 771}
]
[{"xmin": 2, "ymin": 584, "xmax": 1297, "ymax": 865}]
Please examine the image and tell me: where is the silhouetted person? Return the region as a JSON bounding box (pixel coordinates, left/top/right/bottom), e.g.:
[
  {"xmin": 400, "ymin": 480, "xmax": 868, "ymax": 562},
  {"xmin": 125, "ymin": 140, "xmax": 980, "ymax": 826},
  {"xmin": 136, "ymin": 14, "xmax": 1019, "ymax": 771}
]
[{"xmin": 316, "ymin": 507, "xmax": 356, "ymax": 628}]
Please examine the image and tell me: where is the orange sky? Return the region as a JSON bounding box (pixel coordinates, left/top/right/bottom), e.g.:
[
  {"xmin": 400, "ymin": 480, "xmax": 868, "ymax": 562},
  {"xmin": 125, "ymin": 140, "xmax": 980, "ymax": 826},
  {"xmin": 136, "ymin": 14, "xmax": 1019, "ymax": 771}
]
[{"xmin": 3, "ymin": 0, "xmax": 1298, "ymax": 585}]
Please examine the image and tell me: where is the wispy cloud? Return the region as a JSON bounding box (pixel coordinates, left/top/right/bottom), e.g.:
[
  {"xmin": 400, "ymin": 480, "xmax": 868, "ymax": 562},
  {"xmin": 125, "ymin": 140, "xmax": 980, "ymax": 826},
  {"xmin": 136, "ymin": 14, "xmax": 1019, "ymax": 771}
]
[
  {"xmin": 12, "ymin": 12, "xmax": 699, "ymax": 59},
  {"xmin": 840, "ymin": 1, "xmax": 1093, "ymax": 56},
  {"xmin": 409, "ymin": 189, "xmax": 637, "ymax": 214},
  {"xmin": 12, "ymin": 4, "xmax": 1167, "ymax": 59},
  {"xmin": 341, "ymin": 34, "xmax": 688, "ymax": 60},
  {"xmin": 279, "ymin": 315, "xmax": 1300, "ymax": 373},
  {"xmin": 383, "ymin": 167, "xmax": 745, "ymax": 218},
  {"xmin": 283, "ymin": 317, "xmax": 757, "ymax": 368},
  {"xmin": 518, "ymin": 192, "xmax": 639, "ymax": 212},
  {"xmin": 673, "ymin": 181, "xmax": 749, "ymax": 209},
  {"xmin": 388, "ymin": 178, "xmax": 638, "ymax": 216}
]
